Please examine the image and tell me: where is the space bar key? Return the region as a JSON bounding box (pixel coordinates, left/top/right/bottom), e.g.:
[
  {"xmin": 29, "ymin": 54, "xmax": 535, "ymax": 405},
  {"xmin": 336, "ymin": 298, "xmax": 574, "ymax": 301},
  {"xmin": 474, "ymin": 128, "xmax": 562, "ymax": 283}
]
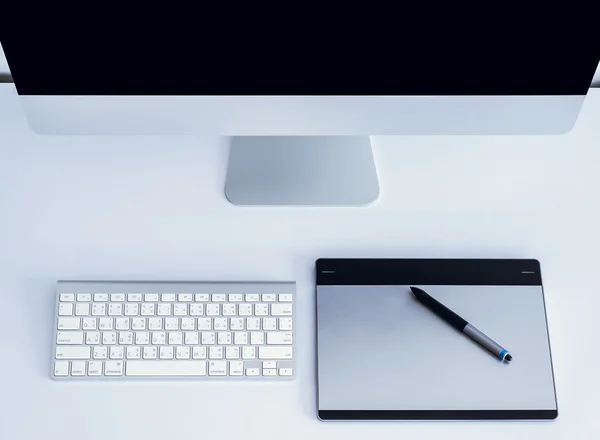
[{"xmin": 125, "ymin": 361, "xmax": 207, "ymax": 376}]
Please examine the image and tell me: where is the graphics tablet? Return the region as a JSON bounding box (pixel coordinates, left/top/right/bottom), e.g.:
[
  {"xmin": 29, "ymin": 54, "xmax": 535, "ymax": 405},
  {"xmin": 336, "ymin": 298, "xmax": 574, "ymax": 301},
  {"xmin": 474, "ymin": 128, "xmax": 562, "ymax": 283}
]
[{"xmin": 315, "ymin": 259, "xmax": 557, "ymax": 421}]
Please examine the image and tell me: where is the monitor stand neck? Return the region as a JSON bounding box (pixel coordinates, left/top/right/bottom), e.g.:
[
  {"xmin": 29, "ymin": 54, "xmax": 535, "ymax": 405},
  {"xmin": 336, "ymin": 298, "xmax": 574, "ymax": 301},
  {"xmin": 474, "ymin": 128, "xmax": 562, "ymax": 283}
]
[{"xmin": 224, "ymin": 136, "xmax": 379, "ymax": 206}]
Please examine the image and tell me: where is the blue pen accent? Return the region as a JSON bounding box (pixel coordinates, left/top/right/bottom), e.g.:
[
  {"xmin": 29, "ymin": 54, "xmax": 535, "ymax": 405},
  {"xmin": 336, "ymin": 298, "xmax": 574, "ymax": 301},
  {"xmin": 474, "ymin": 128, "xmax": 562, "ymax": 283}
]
[{"xmin": 499, "ymin": 349, "xmax": 508, "ymax": 359}]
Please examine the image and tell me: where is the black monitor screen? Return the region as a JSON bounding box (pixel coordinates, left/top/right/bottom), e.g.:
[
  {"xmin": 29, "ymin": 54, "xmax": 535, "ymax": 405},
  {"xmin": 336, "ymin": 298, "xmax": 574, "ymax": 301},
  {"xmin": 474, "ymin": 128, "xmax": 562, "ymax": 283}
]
[{"xmin": 1, "ymin": 7, "xmax": 598, "ymax": 96}]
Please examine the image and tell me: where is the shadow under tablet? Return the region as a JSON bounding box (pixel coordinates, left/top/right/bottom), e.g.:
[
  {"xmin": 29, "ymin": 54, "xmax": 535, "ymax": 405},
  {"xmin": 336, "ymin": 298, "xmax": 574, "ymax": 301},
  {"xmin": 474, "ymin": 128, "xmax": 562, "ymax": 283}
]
[{"xmin": 316, "ymin": 285, "xmax": 557, "ymax": 417}]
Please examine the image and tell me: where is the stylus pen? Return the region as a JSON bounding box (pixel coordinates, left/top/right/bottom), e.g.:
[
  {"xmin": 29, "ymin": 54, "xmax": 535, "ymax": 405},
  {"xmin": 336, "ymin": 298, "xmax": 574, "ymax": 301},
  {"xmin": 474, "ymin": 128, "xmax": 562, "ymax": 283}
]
[{"xmin": 410, "ymin": 287, "xmax": 512, "ymax": 362}]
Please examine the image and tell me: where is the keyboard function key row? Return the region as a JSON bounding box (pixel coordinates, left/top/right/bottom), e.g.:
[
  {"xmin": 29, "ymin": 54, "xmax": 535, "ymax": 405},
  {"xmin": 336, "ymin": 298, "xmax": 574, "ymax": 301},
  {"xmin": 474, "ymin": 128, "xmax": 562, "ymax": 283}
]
[{"xmin": 60, "ymin": 293, "xmax": 293, "ymax": 303}]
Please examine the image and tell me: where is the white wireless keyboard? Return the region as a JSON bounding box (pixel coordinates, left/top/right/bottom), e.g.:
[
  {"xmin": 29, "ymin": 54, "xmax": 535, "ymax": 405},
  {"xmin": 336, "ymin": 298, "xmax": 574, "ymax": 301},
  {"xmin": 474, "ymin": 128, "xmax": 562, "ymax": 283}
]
[{"xmin": 52, "ymin": 281, "xmax": 295, "ymax": 380}]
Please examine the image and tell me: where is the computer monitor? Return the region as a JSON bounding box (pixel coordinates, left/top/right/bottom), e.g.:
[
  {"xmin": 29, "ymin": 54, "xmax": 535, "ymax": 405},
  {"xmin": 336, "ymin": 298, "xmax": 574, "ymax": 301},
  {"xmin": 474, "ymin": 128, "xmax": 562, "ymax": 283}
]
[{"xmin": 1, "ymin": 12, "xmax": 598, "ymax": 206}]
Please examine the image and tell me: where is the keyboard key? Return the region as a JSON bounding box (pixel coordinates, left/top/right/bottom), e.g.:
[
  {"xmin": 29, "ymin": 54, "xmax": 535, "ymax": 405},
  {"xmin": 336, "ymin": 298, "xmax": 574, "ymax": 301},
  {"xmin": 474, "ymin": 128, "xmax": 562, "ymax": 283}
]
[
  {"xmin": 262, "ymin": 318, "xmax": 277, "ymax": 330},
  {"xmin": 259, "ymin": 346, "xmax": 293, "ymax": 360},
  {"xmin": 55, "ymin": 346, "xmax": 91, "ymax": 360},
  {"xmin": 231, "ymin": 318, "xmax": 244, "ymax": 331},
  {"xmin": 160, "ymin": 346, "xmax": 174, "ymax": 359},
  {"xmin": 195, "ymin": 294, "xmax": 209, "ymax": 302},
  {"xmin": 135, "ymin": 332, "xmax": 150, "ymax": 345},
  {"xmin": 246, "ymin": 368, "xmax": 260, "ymax": 376},
  {"xmin": 263, "ymin": 368, "xmax": 277, "ymax": 376},
  {"xmin": 255, "ymin": 304, "xmax": 269, "ymax": 316},
  {"xmin": 228, "ymin": 294, "xmax": 243, "ymax": 302},
  {"xmin": 108, "ymin": 304, "xmax": 122, "ymax": 316},
  {"xmin": 115, "ymin": 318, "xmax": 130, "ymax": 330},
  {"xmin": 169, "ymin": 332, "xmax": 183, "ymax": 345},
  {"xmin": 178, "ymin": 294, "xmax": 193, "ymax": 302},
  {"xmin": 118, "ymin": 332, "xmax": 133, "ymax": 345},
  {"xmin": 102, "ymin": 332, "xmax": 117, "ymax": 345},
  {"xmin": 212, "ymin": 294, "xmax": 226, "ymax": 302},
  {"xmin": 193, "ymin": 346, "xmax": 207, "ymax": 359},
  {"xmin": 222, "ymin": 304, "xmax": 236, "ymax": 316},
  {"xmin": 92, "ymin": 303, "xmax": 106, "ymax": 316},
  {"xmin": 157, "ymin": 304, "xmax": 172, "ymax": 316},
  {"xmin": 208, "ymin": 361, "xmax": 227, "ymax": 376},
  {"xmin": 57, "ymin": 331, "xmax": 84, "ymax": 345},
  {"xmin": 105, "ymin": 361, "xmax": 124, "ymax": 376},
  {"xmin": 143, "ymin": 347, "xmax": 157, "ymax": 359},
  {"xmin": 128, "ymin": 294, "xmax": 142, "ymax": 302},
  {"xmin": 176, "ymin": 346, "xmax": 190, "ymax": 359},
  {"xmin": 197, "ymin": 319, "xmax": 212, "ymax": 330},
  {"xmin": 209, "ymin": 347, "xmax": 223, "ymax": 359},
  {"xmin": 145, "ymin": 294, "xmax": 159, "ymax": 302},
  {"xmin": 266, "ymin": 332, "xmax": 293, "ymax": 345},
  {"xmin": 230, "ymin": 361, "xmax": 244, "ymax": 375},
  {"xmin": 77, "ymin": 294, "xmax": 92, "ymax": 302},
  {"xmin": 82, "ymin": 318, "xmax": 97, "ymax": 330},
  {"xmin": 181, "ymin": 318, "xmax": 195, "ymax": 330},
  {"xmin": 250, "ymin": 332, "xmax": 264, "ymax": 345},
  {"xmin": 75, "ymin": 303, "xmax": 90, "ymax": 316},
  {"xmin": 162, "ymin": 294, "xmax": 176, "ymax": 302},
  {"xmin": 127, "ymin": 361, "xmax": 206, "ymax": 376},
  {"xmin": 152, "ymin": 332, "xmax": 166, "ymax": 344},
  {"xmin": 124, "ymin": 304, "xmax": 139, "ymax": 316},
  {"xmin": 58, "ymin": 303, "xmax": 73, "ymax": 316},
  {"xmin": 214, "ymin": 318, "xmax": 228, "ymax": 330},
  {"xmin": 94, "ymin": 293, "xmax": 108, "ymax": 302},
  {"xmin": 226, "ymin": 347, "xmax": 240, "ymax": 359},
  {"xmin": 271, "ymin": 304, "xmax": 293, "ymax": 316},
  {"xmin": 93, "ymin": 347, "xmax": 107, "ymax": 359},
  {"xmin": 132, "ymin": 318, "xmax": 146, "ymax": 330},
  {"xmin": 59, "ymin": 294, "xmax": 75, "ymax": 302},
  {"xmin": 141, "ymin": 304, "xmax": 155, "ymax": 316},
  {"xmin": 242, "ymin": 346, "xmax": 255, "ymax": 359},
  {"xmin": 279, "ymin": 318, "xmax": 293, "ymax": 330},
  {"xmin": 190, "ymin": 304, "xmax": 204, "ymax": 316},
  {"xmin": 239, "ymin": 304, "xmax": 253, "ymax": 316},
  {"xmin": 57, "ymin": 317, "xmax": 80, "ymax": 330},
  {"xmin": 202, "ymin": 332, "xmax": 215, "ymax": 345},
  {"xmin": 245, "ymin": 294, "xmax": 259, "ymax": 302},
  {"xmin": 262, "ymin": 294, "xmax": 276, "ymax": 302},
  {"xmin": 127, "ymin": 347, "xmax": 141, "ymax": 359},
  {"xmin": 88, "ymin": 361, "xmax": 103, "ymax": 376},
  {"xmin": 85, "ymin": 332, "xmax": 100, "ymax": 345},
  {"xmin": 174, "ymin": 304, "xmax": 187, "ymax": 316},
  {"xmin": 235, "ymin": 332, "xmax": 248, "ymax": 345},
  {"xmin": 218, "ymin": 332, "xmax": 232, "ymax": 345},
  {"xmin": 278, "ymin": 294, "xmax": 293, "ymax": 302},
  {"xmin": 279, "ymin": 368, "xmax": 293, "ymax": 376},
  {"xmin": 111, "ymin": 294, "xmax": 125, "ymax": 302},
  {"xmin": 185, "ymin": 332, "xmax": 199, "ymax": 344},
  {"xmin": 206, "ymin": 304, "xmax": 220, "ymax": 316},
  {"xmin": 165, "ymin": 318, "xmax": 178, "ymax": 330},
  {"xmin": 71, "ymin": 361, "xmax": 86, "ymax": 376},
  {"xmin": 246, "ymin": 318, "xmax": 260, "ymax": 330},
  {"xmin": 99, "ymin": 318, "xmax": 113, "ymax": 330},
  {"xmin": 55, "ymin": 347, "xmax": 91, "ymax": 359},
  {"xmin": 54, "ymin": 361, "xmax": 69, "ymax": 376}
]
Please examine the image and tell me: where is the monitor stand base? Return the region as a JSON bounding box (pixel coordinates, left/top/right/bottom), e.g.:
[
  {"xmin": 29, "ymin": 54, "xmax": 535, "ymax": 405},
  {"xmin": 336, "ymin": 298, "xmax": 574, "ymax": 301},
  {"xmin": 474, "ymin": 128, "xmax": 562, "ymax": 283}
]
[{"xmin": 224, "ymin": 136, "xmax": 379, "ymax": 206}]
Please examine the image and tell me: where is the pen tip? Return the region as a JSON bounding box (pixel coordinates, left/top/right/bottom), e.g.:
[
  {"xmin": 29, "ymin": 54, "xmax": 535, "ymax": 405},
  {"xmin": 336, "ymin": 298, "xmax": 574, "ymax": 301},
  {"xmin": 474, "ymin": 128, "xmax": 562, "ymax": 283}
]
[
  {"xmin": 505, "ymin": 354, "xmax": 512, "ymax": 362},
  {"xmin": 410, "ymin": 286, "xmax": 421, "ymax": 295}
]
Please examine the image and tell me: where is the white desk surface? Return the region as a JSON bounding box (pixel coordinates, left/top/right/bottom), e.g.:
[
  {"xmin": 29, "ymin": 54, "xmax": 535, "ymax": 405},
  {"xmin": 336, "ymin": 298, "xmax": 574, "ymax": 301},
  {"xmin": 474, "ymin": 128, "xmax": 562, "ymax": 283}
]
[{"xmin": 0, "ymin": 83, "xmax": 599, "ymax": 439}]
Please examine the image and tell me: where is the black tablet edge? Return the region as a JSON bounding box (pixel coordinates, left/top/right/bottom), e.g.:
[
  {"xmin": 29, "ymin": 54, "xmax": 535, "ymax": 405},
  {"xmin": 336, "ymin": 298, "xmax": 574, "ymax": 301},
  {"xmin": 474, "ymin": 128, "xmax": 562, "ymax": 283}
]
[
  {"xmin": 316, "ymin": 258, "xmax": 542, "ymax": 286},
  {"xmin": 318, "ymin": 410, "xmax": 558, "ymax": 421}
]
